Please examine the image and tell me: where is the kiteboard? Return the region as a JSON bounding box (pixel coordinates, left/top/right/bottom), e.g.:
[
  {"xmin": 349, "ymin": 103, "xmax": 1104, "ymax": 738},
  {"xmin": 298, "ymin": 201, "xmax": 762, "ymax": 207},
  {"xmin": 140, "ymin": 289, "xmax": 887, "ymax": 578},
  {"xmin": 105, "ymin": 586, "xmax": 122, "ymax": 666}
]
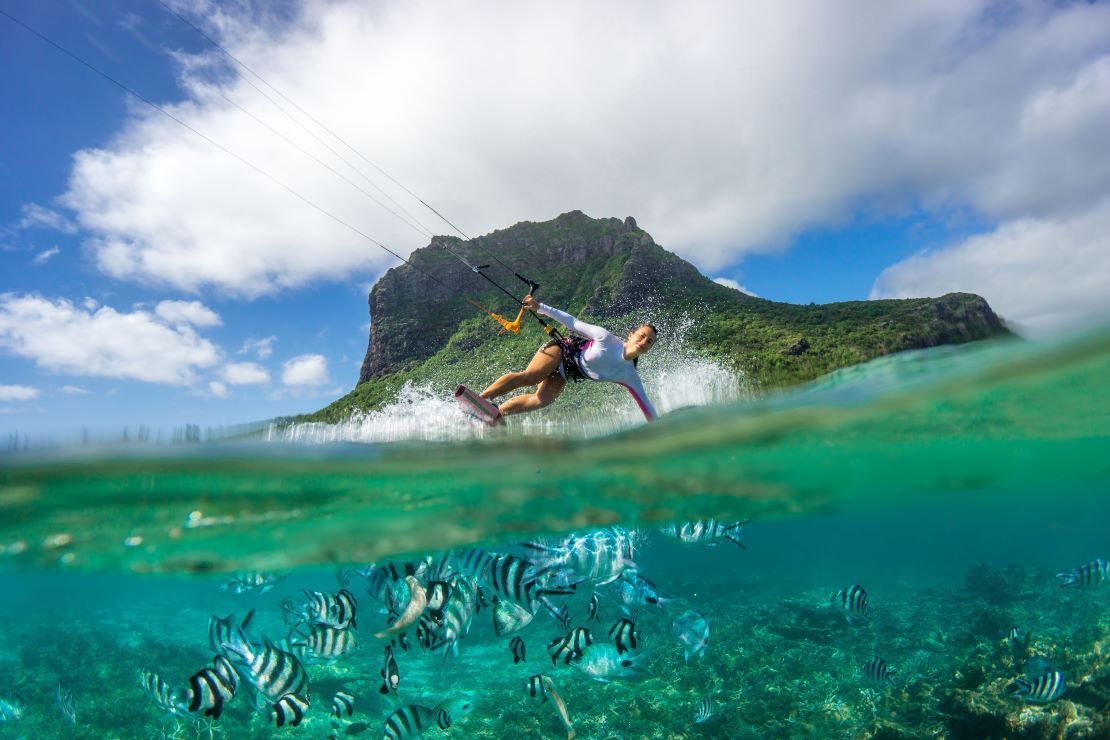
[{"xmin": 454, "ymin": 384, "xmax": 505, "ymax": 426}]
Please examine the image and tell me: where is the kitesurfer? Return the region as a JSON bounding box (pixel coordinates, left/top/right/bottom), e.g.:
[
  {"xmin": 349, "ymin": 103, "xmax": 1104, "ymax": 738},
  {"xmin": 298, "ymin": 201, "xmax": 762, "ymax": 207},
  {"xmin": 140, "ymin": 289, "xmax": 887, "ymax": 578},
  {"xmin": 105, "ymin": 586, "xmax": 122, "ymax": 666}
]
[{"xmin": 480, "ymin": 295, "xmax": 658, "ymax": 420}]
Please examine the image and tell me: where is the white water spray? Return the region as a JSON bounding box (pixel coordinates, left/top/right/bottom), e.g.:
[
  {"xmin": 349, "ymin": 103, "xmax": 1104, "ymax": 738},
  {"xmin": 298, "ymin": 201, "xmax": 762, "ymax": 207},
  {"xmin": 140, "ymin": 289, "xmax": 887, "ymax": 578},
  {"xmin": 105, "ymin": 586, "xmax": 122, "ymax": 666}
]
[{"xmin": 272, "ymin": 313, "xmax": 750, "ymax": 444}]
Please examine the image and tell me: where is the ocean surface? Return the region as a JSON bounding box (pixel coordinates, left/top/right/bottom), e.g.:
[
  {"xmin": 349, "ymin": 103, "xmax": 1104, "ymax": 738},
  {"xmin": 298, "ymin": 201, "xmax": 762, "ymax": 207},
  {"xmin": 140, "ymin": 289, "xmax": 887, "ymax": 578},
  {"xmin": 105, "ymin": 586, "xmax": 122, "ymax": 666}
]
[{"xmin": 1, "ymin": 325, "xmax": 1108, "ymax": 738}]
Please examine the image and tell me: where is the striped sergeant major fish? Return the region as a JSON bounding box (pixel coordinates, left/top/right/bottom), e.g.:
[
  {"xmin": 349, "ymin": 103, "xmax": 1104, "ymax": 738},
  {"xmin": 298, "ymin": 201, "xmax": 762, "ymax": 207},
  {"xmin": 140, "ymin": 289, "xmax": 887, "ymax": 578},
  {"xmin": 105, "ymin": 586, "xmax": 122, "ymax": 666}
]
[
  {"xmin": 424, "ymin": 580, "xmax": 452, "ymax": 611},
  {"xmin": 832, "ymin": 584, "xmax": 869, "ymax": 625},
  {"xmin": 553, "ymin": 602, "xmax": 572, "ymax": 632},
  {"xmin": 449, "ymin": 548, "xmax": 498, "ymax": 580},
  {"xmin": 1011, "ymin": 671, "xmax": 1067, "ymax": 703},
  {"xmin": 364, "ymin": 558, "xmax": 431, "ymax": 604},
  {"xmin": 209, "ymin": 608, "xmax": 256, "ymax": 658},
  {"xmin": 863, "ymin": 656, "xmax": 896, "ymax": 685},
  {"xmin": 221, "ymin": 635, "xmax": 309, "ymax": 708},
  {"xmin": 1056, "ymin": 558, "xmax": 1109, "ymax": 588},
  {"xmin": 383, "ymin": 704, "xmax": 452, "ymax": 740},
  {"xmin": 587, "ymin": 593, "xmax": 600, "ymax": 622},
  {"xmin": 548, "ymin": 627, "xmax": 593, "ymax": 666},
  {"xmin": 56, "ymin": 683, "xmax": 76, "ymax": 726},
  {"xmin": 428, "ymin": 576, "xmax": 480, "ymax": 656},
  {"xmin": 660, "ymin": 519, "xmax": 748, "ymax": 548},
  {"xmin": 693, "ymin": 695, "xmax": 718, "ymax": 724},
  {"xmin": 219, "ymin": 570, "xmax": 287, "ymax": 594},
  {"xmin": 525, "ymin": 527, "xmax": 641, "ymax": 586},
  {"xmin": 609, "ymin": 618, "xmax": 640, "ymax": 656},
  {"xmin": 184, "ymin": 655, "xmax": 239, "ymax": 719},
  {"xmin": 138, "ymin": 667, "xmax": 183, "ymax": 716},
  {"xmin": 282, "ymin": 588, "xmax": 358, "ymax": 630},
  {"xmin": 288, "ymin": 624, "xmax": 358, "ymax": 664},
  {"xmin": 1009, "ymin": 626, "xmax": 1027, "ymax": 644},
  {"xmin": 271, "ymin": 692, "xmax": 309, "ymax": 727},
  {"xmin": 379, "ymin": 645, "xmax": 400, "ymax": 695},
  {"xmin": 332, "ymin": 690, "xmax": 354, "ymax": 718},
  {"xmin": 526, "ymin": 673, "xmax": 550, "ymax": 702},
  {"xmin": 510, "ymin": 636, "xmax": 526, "ymax": 664},
  {"xmin": 484, "ymin": 553, "xmax": 576, "ymax": 625}
]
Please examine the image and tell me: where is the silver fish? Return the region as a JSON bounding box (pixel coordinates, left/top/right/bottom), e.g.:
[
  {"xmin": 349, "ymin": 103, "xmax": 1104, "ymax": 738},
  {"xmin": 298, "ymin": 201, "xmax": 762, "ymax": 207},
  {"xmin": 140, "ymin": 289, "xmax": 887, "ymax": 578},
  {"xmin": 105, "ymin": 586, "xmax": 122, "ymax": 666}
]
[
  {"xmin": 526, "ymin": 527, "xmax": 641, "ymax": 586},
  {"xmin": 208, "ymin": 608, "xmax": 255, "ymax": 658},
  {"xmin": 660, "ymin": 519, "xmax": 747, "ymax": 548},
  {"xmin": 283, "ymin": 588, "xmax": 358, "ymax": 629},
  {"xmin": 573, "ymin": 642, "xmax": 649, "ymax": 682},
  {"xmin": 672, "ymin": 610, "xmax": 709, "ymax": 662},
  {"xmin": 609, "ymin": 573, "xmax": 668, "ymax": 609},
  {"xmin": 492, "ymin": 595, "xmax": 535, "ymax": 636}
]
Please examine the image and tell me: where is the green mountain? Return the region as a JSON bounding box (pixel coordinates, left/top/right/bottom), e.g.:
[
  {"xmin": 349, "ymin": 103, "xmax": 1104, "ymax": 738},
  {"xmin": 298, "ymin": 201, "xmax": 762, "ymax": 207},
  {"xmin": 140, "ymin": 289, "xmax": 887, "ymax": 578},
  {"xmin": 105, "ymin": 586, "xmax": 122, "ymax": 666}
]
[{"xmin": 307, "ymin": 211, "xmax": 1009, "ymax": 422}]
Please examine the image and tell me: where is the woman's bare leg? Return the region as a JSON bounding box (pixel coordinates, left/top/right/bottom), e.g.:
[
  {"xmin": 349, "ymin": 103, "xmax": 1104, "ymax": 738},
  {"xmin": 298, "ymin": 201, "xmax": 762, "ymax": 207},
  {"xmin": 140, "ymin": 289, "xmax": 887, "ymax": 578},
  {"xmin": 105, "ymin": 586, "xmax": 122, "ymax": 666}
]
[
  {"xmin": 500, "ymin": 375, "xmax": 566, "ymax": 416},
  {"xmin": 481, "ymin": 345, "xmax": 562, "ymax": 399}
]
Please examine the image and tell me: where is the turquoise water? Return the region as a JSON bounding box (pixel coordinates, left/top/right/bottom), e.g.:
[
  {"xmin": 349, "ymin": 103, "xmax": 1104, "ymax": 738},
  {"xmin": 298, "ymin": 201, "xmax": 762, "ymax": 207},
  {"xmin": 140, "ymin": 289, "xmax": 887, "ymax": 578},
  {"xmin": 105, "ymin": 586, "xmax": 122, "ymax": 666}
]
[{"xmin": 1, "ymin": 327, "xmax": 1108, "ymax": 737}]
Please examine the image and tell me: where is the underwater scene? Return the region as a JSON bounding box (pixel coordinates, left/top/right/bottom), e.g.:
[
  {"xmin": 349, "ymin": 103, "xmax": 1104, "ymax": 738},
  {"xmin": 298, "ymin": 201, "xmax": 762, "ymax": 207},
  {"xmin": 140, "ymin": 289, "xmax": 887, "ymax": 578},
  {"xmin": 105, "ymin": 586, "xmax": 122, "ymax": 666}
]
[{"xmin": 1, "ymin": 326, "xmax": 1109, "ymax": 739}]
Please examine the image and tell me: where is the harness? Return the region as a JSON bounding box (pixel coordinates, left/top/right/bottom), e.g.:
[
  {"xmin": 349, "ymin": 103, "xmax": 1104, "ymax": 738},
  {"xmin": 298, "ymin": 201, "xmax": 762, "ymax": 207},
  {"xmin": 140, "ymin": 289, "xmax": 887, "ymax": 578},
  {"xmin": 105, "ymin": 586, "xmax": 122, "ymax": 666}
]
[{"xmin": 547, "ymin": 335, "xmax": 591, "ymax": 383}]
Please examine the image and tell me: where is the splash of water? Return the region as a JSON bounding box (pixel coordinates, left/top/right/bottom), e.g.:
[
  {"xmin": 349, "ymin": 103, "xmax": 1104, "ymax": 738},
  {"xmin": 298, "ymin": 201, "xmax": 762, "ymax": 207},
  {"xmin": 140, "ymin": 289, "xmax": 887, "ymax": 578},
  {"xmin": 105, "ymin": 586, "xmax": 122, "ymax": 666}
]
[{"xmin": 273, "ymin": 314, "xmax": 749, "ymax": 444}]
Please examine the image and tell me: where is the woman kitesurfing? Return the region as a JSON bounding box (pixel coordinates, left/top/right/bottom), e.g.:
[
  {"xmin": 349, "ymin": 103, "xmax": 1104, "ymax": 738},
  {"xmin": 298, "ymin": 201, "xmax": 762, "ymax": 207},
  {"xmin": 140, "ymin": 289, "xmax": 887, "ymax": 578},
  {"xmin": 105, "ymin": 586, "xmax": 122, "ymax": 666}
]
[{"xmin": 460, "ymin": 294, "xmax": 658, "ymax": 423}]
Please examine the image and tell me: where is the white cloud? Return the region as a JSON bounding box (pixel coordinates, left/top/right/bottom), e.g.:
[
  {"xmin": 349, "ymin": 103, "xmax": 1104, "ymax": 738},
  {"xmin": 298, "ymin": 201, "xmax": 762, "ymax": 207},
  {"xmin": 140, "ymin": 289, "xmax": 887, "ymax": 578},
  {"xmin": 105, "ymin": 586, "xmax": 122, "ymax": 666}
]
[
  {"xmin": 54, "ymin": 0, "xmax": 1110, "ymax": 300},
  {"xmin": 208, "ymin": 380, "xmax": 229, "ymax": 398},
  {"xmin": 0, "ymin": 294, "xmax": 221, "ymax": 384},
  {"xmin": 0, "ymin": 384, "xmax": 40, "ymax": 401},
  {"xmin": 59, "ymin": 385, "xmax": 89, "ymax": 394},
  {"xmin": 154, "ymin": 300, "xmax": 223, "ymax": 327},
  {"xmin": 871, "ymin": 198, "xmax": 1110, "ymax": 335},
  {"xmin": 238, "ymin": 335, "xmax": 276, "ymax": 359},
  {"xmin": 220, "ymin": 361, "xmax": 270, "ymax": 384},
  {"xmin": 713, "ymin": 277, "xmax": 758, "ymax": 297},
  {"xmin": 282, "ymin": 354, "xmax": 330, "ymax": 386},
  {"xmin": 32, "ymin": 246, "xmax": 61, "ymax": 265},
  {"xmin": 18, "ymin": 203, "xmax": 77, "ymax": 234}
]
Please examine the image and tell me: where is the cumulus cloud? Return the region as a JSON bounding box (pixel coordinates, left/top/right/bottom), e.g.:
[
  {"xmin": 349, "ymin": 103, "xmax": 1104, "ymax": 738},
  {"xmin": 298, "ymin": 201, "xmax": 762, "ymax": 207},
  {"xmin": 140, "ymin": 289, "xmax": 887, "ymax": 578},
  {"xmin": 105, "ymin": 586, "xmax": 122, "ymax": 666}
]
[
  {"xmin": 713, "ymin": 277, "xmax": 757, "ymax": 297},
  {"xmin": 0, "ymin": 384, "xmax": 40, "ymax": 401},
  {"xmin": 282, "ymin": 354, "xmax": 330, "ymax": 386},
  {"xmin": 154, "ymin": 299, "xmax": 223, "ymax": 327},
  {"xmin": 220, "ymin": 361, "xmax": 270, "ymax": 384},
  {"xmin": 238, "ymin": 335, "xmax": 276, "ymax": 359},
  {"xmin": 52, "ymin": 0, "xmax": 1110, "ymax": 300},
  {"xmin": 59, "ymin": 385, "xmax": 89, "ymax": 394},
  {"xmin": 32, "ymin": 246, "xmax": 61, "ymax": 265},
  {"xmin": 871, "ymin": 198, "xmax": 1110, "ymax": 335},
  {"xmin": 0, "ymin": 294, "xmax": 221, "ymax": 384},
  {"xmin": 208, "ymin": 380, "xmax": 229, "ymax": 398}
]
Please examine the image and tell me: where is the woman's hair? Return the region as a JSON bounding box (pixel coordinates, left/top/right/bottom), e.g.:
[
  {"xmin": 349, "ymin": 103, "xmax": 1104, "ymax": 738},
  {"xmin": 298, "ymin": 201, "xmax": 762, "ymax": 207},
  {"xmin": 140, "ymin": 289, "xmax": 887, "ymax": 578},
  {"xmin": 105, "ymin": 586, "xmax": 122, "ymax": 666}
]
[{"xmin": 631, "ymin": 324, "xmax": 659, "ymax": 367}]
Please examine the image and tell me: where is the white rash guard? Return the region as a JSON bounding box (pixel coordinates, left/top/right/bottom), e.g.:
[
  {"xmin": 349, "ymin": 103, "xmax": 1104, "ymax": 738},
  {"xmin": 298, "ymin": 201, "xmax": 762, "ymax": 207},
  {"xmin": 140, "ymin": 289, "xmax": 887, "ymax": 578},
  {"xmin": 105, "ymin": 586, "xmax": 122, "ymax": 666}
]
[{"xmin": 537, "ymin": 303, "xmax": 658, "ymax": 421}]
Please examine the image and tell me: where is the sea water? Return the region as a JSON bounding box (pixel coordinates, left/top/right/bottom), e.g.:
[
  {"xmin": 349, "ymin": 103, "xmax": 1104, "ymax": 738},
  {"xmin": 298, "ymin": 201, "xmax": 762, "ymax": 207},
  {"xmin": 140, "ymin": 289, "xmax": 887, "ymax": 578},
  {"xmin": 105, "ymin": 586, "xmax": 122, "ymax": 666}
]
[{"xmin": 0, "ymin": 325, "xmax": 1108, "ymax": 738}]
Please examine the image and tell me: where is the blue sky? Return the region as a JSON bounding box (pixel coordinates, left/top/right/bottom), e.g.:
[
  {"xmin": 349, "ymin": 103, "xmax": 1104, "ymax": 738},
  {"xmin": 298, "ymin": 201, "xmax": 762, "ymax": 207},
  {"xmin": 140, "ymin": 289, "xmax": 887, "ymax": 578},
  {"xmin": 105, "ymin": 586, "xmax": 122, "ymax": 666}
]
[{"xmin": 2, "ymin": 0, "xmax": 1109, "ymax": 438}]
